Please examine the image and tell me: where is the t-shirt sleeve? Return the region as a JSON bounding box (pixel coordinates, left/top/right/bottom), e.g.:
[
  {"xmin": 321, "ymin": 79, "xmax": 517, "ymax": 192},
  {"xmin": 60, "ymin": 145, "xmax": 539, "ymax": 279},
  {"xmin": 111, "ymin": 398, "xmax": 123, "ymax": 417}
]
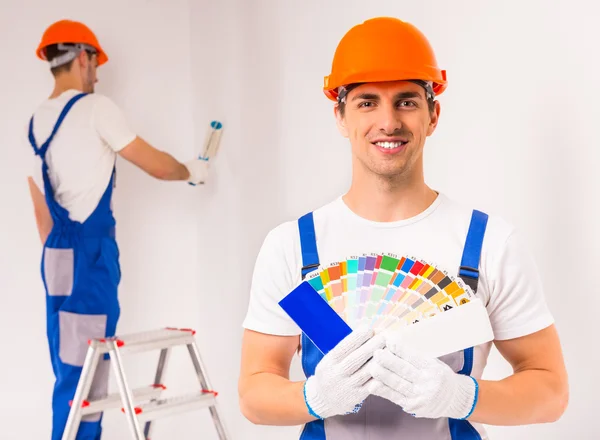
[
  {"xmin": 486, "ymin": 228, "xmax": 555, "ymax": 341},
  {"xmin": 91, "ymin": 95, "xmax": 137, "ymax": 152},
  {"xmin": 242, "ymin": 223, "xmax": 302, "ymax": 336}
]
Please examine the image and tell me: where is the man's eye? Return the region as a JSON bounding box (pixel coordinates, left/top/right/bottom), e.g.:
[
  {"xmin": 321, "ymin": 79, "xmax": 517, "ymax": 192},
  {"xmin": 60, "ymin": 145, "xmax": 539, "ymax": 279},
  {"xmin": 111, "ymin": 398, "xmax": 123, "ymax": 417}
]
[
  {"xmin": 358, "ymin": 101, "xmax": 375, "ymax": 108},
  {"xmin": 398, "ymin": 100, "xmax": 416, "ymax": 108}
]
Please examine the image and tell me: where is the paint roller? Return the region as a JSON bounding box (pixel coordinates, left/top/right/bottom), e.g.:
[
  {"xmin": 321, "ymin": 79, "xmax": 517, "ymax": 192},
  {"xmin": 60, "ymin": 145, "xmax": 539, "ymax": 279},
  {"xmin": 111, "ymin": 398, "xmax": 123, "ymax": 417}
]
[
  {"xmin": 189, "ymin": 120, "xmax": 223, "ymax": 186},
  {"xmin": 201, "ymin": 120, "xmax": 223, "ymax": 160}
]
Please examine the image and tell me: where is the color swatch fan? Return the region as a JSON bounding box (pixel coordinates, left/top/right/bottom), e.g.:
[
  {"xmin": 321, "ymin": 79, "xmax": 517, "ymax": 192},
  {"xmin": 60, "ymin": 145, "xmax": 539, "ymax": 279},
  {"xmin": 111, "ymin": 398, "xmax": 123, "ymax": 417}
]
[
  {"xmin": 278, "ymin": 253, "xmax": 490, "ymax": 355},
  {"xmin": 310, "ymin": 253, "xmax": 475, "ymax": 331}
]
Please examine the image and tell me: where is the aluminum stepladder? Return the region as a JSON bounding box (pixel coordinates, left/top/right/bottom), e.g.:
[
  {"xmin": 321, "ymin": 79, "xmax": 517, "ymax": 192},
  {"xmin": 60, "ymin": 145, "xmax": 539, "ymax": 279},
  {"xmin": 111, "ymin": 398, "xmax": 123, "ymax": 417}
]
[{"xmin": 62, "ymin": 327, "xmax": 230, "ymax": 440}]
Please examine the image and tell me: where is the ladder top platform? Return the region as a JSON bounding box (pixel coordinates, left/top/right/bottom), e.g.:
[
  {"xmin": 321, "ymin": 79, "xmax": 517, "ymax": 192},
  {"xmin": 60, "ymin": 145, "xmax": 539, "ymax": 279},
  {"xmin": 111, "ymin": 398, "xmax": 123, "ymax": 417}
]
[{"xmin": 88, "ymin": 327, "xmax": 197, "ymax": 354}]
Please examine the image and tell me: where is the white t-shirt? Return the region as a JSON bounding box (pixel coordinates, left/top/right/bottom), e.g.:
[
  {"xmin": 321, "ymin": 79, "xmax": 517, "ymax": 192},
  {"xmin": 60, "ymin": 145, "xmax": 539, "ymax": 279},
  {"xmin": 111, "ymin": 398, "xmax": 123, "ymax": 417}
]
[
  {"xmin": 242, "ymin": 191, "xmax": 554, "ymax": 383},
  {"xmin": 26, "ymin": 89, "xmax": 137, "ymax": 223}
]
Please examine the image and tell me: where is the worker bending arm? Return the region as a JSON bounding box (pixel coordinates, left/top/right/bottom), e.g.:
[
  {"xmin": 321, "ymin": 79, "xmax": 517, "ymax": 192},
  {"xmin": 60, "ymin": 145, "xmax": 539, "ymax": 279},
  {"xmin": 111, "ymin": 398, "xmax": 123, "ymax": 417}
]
[
  {"xmin": 119, "ymin": 136, "xmax": 191, "ymax": 181},
  {"xmin": 239, "ymin": 225, "xmax": 385, "ymax": 425},
  {"xmin": 85, "ymin": 92, "xmax": 207, "ymax": 184},
  {"xmin": 240, "ymin": 328, "xmax": 384, "ymax": 425},
  {"xmin": 369, "ymin": 324, "xmax": 568, "ymax": 425},
  {"xmin": 239, "ymin": 332, "xmax": 310, "ymax": 425}
]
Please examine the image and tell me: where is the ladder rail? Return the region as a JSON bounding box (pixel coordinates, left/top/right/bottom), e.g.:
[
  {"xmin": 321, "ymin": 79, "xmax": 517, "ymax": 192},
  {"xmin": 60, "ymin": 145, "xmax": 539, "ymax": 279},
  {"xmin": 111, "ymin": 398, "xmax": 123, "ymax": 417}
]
[
  {"xmin": 187, "ymin": 341, "xmax": 230, "ymax": 440},
  {"xmin": 144, "ymin": 347, "xmax": 171, "ymax": 439},
  {"xmin": 108, "ymin": 340, "xmax": 146, "ymax": 440},
  {"xmin": 61, "ymin": 345, "xmax": 102, "ymax": 440}
]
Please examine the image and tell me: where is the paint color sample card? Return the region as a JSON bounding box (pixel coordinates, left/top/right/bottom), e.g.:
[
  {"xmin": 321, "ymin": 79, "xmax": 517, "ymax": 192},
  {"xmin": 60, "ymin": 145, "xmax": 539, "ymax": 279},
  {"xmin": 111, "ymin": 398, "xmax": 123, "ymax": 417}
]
[
  {"xmin": 278, "ymin": 280, "xmax": 352, "ymax": 354},
  {"xmin": 279, "ymin": 252, "xmax": 493, "ymax": 357},
  {"xmin": 385, "ymin": 298, "xmax": 494, "ymax": 358},
  {"xmin": 295, "ymin": 253, "xmax": 477, "ymax": 332}
]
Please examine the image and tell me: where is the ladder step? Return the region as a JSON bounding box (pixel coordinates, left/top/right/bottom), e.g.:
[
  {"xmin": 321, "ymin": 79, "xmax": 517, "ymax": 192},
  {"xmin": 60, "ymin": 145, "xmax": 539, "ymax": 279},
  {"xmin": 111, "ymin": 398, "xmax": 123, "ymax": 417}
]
[
  {"xmin": 75, "ymin": 384, "xmax": 166, "ymax": 416},
  {"xmin": 128, "ymin": 391, "xmax": 217, "ymax": 423},
  {"xmin": 89, "ymin": 328, "xmax": 196, "ymax": 354}
]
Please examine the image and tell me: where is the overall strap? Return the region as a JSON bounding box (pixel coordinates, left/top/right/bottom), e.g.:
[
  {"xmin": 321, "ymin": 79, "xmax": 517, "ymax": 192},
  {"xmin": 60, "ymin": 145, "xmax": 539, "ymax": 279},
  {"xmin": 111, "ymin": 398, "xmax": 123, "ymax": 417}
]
[
  {"xmin": 297, "ymin": 211, "xmax": 326, "ymax": 440},
  {"xmin": 28, "ymin": 92, "xmax": 88, "ymax": 160},
  {"xmin": 457, "ymin": 209, "xmax": 489, "ymax": 377},
  {"xmin": 458, "ymin": 209, "xmax": 489, "ymax": 294},
  {"xmin": 449, "ymin": 209, "xmax": 488, "ymax": 440},
  {"xmin": 298, "ymin": 212, "xmax": 320, "ymax": 279}
]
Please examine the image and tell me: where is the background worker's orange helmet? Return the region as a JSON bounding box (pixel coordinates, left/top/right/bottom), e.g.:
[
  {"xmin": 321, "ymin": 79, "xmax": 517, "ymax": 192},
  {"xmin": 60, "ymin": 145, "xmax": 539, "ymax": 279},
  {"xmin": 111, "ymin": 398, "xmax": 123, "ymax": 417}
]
[
  {"xmin": 36, "ymin": 20, "xmax": 108, "ymax": 66},
  {"xmin": 323, "ymin": 17, "xmax": 447, "ymax": 101}
]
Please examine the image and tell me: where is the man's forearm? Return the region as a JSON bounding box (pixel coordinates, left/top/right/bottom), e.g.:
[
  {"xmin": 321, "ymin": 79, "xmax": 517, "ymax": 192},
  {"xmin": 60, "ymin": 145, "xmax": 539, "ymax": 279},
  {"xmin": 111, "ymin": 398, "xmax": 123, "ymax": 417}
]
[
  {"xmin": 117, "ymin": 137, "xmax": 190, "ymax": 181},
  {"xmin": 239, "ymin": 373, "xmax": 316, "ymax": 426},
  {"xmin": 154, "ymin": 151, "xmax": 189, "ymax": 180},
  {"xmin": 469, "ymin": 369, "xmax": 568, "ymax": 425}
]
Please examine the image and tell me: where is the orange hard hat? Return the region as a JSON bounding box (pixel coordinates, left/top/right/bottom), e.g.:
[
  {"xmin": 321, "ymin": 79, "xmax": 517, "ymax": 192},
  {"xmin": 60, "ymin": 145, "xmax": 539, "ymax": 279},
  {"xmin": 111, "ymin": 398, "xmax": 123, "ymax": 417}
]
[
  {"xmin": 323, "ymin": 17, "xmax": 447, "ymax": 101},
  {"xmin": 36, "ymin": 20, "xmax": 108, "ymax": 66}
]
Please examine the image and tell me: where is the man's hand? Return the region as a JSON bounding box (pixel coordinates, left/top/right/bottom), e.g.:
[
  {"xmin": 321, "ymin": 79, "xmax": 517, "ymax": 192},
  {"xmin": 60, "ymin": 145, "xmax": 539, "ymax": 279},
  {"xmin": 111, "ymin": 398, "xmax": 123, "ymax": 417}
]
[
  {"xmin": 368, "ymin": 336, "xmax": 477, "ymax": 420},
  {"xmin": 304, "ymin": 327, "xmax": 385, "ymax": 419},
  {"xmin": 184, "ymin": 158, "xmax": 210, "ymax": 185}
]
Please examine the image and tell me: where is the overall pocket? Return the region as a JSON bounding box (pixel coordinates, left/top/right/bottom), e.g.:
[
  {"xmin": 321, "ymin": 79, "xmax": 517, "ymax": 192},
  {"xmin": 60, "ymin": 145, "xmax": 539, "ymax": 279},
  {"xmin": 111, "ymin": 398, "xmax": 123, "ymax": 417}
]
[
  {"xmin": 43, "ymin": 248, "xmax": 74, "ymax": 296},
  {"xmin": 58, "ymin": 310, "xmax": 107, "ymax": 366}
]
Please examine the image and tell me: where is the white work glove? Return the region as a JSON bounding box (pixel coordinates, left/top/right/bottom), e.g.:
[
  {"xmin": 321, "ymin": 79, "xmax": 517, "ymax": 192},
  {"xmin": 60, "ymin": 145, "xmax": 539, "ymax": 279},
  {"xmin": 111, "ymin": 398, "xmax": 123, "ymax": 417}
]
[
  {"xmin": 368, "ymin": 335, "xmax": 478, "ymax": 420},
  {"xmin": 185, "ymin": 158, "xmax": 209, "ymax": 185},
  {"xmin": 304, "ymin": 327, "xmax": 385, "ymax": 419}
]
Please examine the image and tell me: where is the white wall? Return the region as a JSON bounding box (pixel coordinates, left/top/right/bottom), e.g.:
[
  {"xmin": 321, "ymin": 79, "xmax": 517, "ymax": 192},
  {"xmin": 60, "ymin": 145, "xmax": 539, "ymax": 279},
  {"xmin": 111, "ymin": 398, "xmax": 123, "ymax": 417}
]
[
  {"xmin": 187, "ymin": 0, "xmax": 296, "ymax": 439},
  {"xmin": 1, "ymin": 0, "xmax": 598, "ymax": 439}
]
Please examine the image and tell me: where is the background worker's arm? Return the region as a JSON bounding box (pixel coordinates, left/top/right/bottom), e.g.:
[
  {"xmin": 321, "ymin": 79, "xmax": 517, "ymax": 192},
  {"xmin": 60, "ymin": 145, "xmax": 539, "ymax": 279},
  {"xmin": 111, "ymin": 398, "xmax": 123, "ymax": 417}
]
[
  {"xmin": 93, "ymin": 95, "xmax": 207, "ymax": 184},
  {"xmin": 468, "ymin": 324, "xmax": 568, "ymax": 425},
  {"xmin": 238, "ymin": 330, "xmax": 312, "ymax": 425},
  {"xmin": 118, "ymin": 136, "xmax": 190, "ymax": 181},
  {"xmin": 27, "ymin": 177, "xmax": 52, "ymax": 244}
]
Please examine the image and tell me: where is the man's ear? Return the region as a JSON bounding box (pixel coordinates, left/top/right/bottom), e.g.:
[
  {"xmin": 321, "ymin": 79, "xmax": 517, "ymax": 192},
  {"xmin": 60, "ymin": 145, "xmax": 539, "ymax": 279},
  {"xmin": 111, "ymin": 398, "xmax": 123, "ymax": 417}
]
[
  {"xmin": 427, "ymin": 100, "xmax": 441, "ymax": 136},
  {"xmin": 77, "ymin": 50, "xmax": 89, "ymax": 68},
  {"xmin": 334, "ymin": 105, "xmax": 349, "ymax": 138}
]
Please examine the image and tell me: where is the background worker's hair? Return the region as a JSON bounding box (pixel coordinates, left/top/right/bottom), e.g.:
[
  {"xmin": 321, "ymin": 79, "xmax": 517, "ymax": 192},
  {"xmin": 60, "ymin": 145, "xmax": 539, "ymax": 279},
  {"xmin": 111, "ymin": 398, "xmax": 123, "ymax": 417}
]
[{"xmin": 44, "ymin": 43, "xmax": 95, "ymax": 76}]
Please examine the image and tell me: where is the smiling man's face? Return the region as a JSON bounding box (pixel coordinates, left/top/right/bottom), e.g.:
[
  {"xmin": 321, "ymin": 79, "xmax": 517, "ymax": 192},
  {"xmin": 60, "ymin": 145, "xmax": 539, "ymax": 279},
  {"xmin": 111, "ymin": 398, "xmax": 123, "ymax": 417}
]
[{"xmin": 335, "ymin": 80, "xmax": 440, "ymax": 182}]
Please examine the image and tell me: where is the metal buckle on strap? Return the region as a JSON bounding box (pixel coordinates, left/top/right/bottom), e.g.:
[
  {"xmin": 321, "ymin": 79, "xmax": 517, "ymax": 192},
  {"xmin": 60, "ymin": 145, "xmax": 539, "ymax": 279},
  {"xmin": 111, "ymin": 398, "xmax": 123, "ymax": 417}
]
[
  {"xmin": 301, "ymin": 263, "xmax": 319, "ymax": 279},
  {"xmin": 458, "ymin": 265, "xmax": 479, "ymax": 292},
  {"xmin": 459, "ymin": 265, "xmax": 479, "ymax": 275}
]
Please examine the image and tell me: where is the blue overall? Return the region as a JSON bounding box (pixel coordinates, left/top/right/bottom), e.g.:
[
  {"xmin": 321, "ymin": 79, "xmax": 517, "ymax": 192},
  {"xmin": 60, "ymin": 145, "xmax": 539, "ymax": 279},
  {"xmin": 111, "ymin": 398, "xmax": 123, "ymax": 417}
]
[
  {"xmin": 297, "ymin": 210, "xmax": 488, "ymax": 440},
  {"xmin": 28, "ymin": 93, "xmax": 121, "ymax": 440}
]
